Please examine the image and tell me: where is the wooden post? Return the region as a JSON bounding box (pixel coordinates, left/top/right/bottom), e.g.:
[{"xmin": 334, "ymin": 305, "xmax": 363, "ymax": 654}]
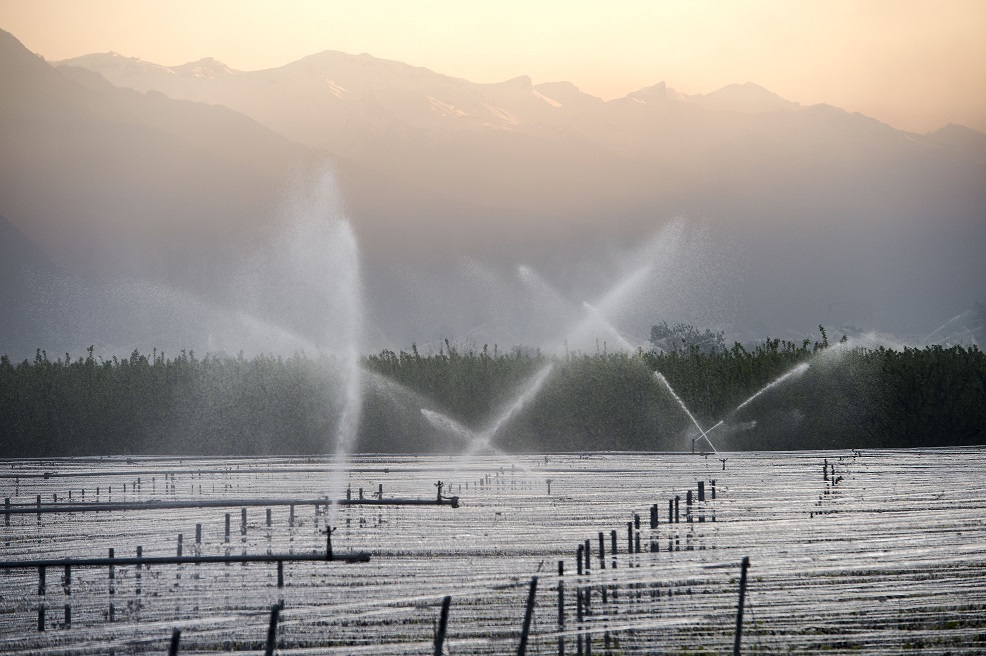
[
  {"xmin": 177, "ymin": 534, "xmax": 183, "ymax": 557},
  {"xmin": 698, "ymin": 481, "xmax": 705, "ymax": 502},
  {"xmin": 169, "ymin": 628, "xmax": 181, "ymax": 656},
  {"xmin": 584, "ymin": 540, "xmax": 590, "ymax": 572},
  {"xmin": 277, "ymin": 560, "xmax": 284, "ymax": 588},
  {"xmin": 435, "ymin": 595, "xmax": 452, "ymax": 656},
  {"xmin": 650, "ymin": 504, "xmax": 658, "ymax": 529},
  {"xmin": 289, "ymin": 504, "xmax": 295, "ymax": 526},
  {"xmin": 37, "ymin": 494, "xmax": 41, "ymax": 520},
  {"xmin": 196, "ymin": 523, "xmax": 202, "ymax": 545},
  {"xmin": 225, "ymin": 514, "xmax": 231, "ymax": 542},
  {"xmin": 108, "ymin": 548, "xmax": 115, "ymax": 594},
  {"xmin": 264, "ymin": 602, "xmax": 283, "ymax": 656},
  {"xmin": 266, "ymin": 508, "xmax": 272, "ymax": 527},
  {"xmin": 598, "ymin": 532, "xmax": 605, "ymax": 570},
  {"xmin": 38, "ymin": 565, "xmax": 45, "ymax": 595},
  {"xmin": 64, "ymin": 603, "xmax": 70, "ymax": 628},
  {"xmin": 824, "ymin": 459, "xmax": 829, "ymax": 481},
  {"xmin": 518, "ymin": 576, "xmax": 538, "ymax": 656},
  {"xmin": 711, "ymin": 479, "xmax": 717, "ymax": 500},
  {"xmin": 577, "ymin": 545, "xmax": 584, "ymax": 576},
  {"xmin": 558, "ymin": 560, "xmax": 565, "ymax": 656},
  {"xmin": 610, "ymin": 530, "xmax": 617, "ymax": 568},
  {"xmin": 627, "ymin": 522, "xmax": 633, "ymax": 554},
  {"xmin": 668, "ymin": 499, "xmax": 673, "ymax": 524},
  {"xmin": 241, "ymin": 507, "xmax": 247, "ymax": 535},
  {"xmin": 576, "ymin": 587, "xmax": 584, "ymax": 656},
  {"xmin": 674, "ymin": 496, "xmax": 680, "ymax": 524},
  {"xmin": 136, "ymin": 545, "xmax": 142, "ymax": 594},
  {"xmin": 37, "ymin": 604, "xmax": 44, "ymax": 631},
  {"xmin": 733, "ymin": 556, "xmax": 750, "ymax": 656},
  {"xmin": 64, "ymin": 564, "xmax": 71, "ymax": 594},
  {"xmin": 686, "ymin": 491, "xmax": 693, "ymax": 523},
  {"xmin": 4, "ymin": 497, "xmax": 9, "ymax": 525}
]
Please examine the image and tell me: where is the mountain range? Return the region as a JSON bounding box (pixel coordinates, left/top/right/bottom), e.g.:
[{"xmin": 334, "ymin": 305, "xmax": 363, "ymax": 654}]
[{"xmin": 1, "ymin": 27, "xmax": 984, "ymax": 358}]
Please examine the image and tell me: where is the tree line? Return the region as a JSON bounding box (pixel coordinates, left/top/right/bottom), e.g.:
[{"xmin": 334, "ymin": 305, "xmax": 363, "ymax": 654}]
[{"xmin": 1, "ymin": 331, "xmax": 983, "ymax": 456}]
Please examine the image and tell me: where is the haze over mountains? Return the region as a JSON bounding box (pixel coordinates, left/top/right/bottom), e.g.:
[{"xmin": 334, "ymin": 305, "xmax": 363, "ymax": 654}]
[{"xmin": 1, "ymin": 27, "xmax": 984, "ymax": 359}]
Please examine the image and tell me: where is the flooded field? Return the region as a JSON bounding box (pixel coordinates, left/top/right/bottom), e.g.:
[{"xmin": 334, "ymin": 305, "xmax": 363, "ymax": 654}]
[{"xmin": 2, "ymin": 448, "xmax": 985, "ymax": 654}]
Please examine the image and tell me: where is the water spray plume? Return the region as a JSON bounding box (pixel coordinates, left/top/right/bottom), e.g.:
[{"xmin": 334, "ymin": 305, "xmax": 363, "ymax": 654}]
[
  {"xmin": 733, "ymin": 363, "xmax": 810, "ymax": 414},
  {"xmin": 420, "ymin": 363, "xmax": 556, "ymax": 479},
  {"xmin": 481, "ymin": 363, "xmax": 555, "ymax": 443},
  {"xmin": 923, "ymin": 309, "xmax": 972, "ymax": 343},
  {"xmin": 581, "ymin": 302, "xmax": 638, "ymax": 352},
  {"xmin": 654, "ymin": 371, "xmax": 718, "ymax": 453}
]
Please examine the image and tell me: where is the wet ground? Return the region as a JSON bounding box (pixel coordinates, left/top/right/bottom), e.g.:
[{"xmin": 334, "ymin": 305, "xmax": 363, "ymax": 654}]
[{"xmin": 2, "ymin": 448, "xmax": 985, "ymax": 654}]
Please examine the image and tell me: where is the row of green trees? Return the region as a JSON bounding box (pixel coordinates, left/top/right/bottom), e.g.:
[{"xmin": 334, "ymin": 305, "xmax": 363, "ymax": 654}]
[{"xmin": 1, "ymin": 334, "xmax": 983, "ymax": 456}]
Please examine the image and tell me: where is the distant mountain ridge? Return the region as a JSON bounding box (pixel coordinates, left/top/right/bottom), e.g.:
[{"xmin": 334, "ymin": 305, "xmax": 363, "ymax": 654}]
[{"xmin": 1, "ymin": 27, "xmax": 984, "ymax": 357}]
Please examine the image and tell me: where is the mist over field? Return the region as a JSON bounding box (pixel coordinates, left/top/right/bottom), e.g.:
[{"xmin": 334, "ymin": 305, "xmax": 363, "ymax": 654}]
[{"xmin": 1, "ymin": 25, "xmax": 984, "ymax": 361}]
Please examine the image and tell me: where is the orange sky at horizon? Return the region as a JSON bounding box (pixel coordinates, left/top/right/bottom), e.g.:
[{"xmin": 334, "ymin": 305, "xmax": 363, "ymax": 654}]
[{"xmin": 2, "ymin": 0, "xmax": 985, "ymax": 133}]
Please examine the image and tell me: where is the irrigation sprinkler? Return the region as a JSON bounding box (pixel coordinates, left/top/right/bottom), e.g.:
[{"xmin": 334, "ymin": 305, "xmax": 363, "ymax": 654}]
[{"xmin": 325, "ymin": 524, "xmax": 337, "ymax": 561}]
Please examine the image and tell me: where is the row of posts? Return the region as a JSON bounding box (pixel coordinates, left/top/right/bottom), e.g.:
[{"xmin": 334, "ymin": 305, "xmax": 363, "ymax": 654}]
[
  {"xmin": 31, "ymin": 505, "xmax": 294, "ymax": 632},
  {"xmin": 557, "ymin": 480, "xmax": 719, "ymax": 653}
]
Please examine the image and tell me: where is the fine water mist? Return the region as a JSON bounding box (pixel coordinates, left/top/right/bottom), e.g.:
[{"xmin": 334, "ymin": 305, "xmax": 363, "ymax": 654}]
[
  {"xmin": 654, "ymin": 371, "xmax": 719, "ymax": 452},
  {"xmin": 237, "ymin": 169, "xmax": 365, "ymax": 523}
]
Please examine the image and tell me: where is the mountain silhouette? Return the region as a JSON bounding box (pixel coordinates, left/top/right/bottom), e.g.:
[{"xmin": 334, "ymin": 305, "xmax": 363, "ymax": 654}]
[{"xmin": 1, "ymin": 27, "xmax": 983, "ymax": 356}]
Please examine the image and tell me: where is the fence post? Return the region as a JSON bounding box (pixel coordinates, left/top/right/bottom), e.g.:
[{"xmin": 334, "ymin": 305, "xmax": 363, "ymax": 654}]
[
  {"xmin": 169, "ymin": 627, "xmax": 181, "ymax": 656},
  {"xmin": 558, "ymin": 561, "xmax": 565, "ymax": 656},
  {"xmin": 733, "ymin": 556, "xmax": 750, "ymax": 656},
  {"xmin": 518, "ymin": 576, "xmax": 539, "ymax": 656},
  {"xmin": 434, "ymin": 595, "xmax": 452, "ymax": 656},
  {"xmin": 264, "ymin": 601, "xmax": 283, "ymax": 656}
]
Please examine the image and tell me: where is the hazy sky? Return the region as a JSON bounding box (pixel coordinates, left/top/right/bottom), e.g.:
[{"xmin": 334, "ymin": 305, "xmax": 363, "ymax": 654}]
[{"xmin": 2, "ymin": 0, "xmax": 985, "ymax": 133}]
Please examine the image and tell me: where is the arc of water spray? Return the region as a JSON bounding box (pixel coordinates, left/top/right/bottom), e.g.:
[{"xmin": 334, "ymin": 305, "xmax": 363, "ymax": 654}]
[
  {"xmin": 923, "ymin": 310, "xmax": 972, "ymax": 343},
  {"xmin": 422, "ymin": 363, "xmax": 555, "ymax": 477},
  {"xmin": 581, "ymin": 302, "xmax": 639, "ymax": 352},
  {"xmin": 654, "ymin": 372, "xmax": 718, "ymax": 453},
  {"xmin": 733, "ymin": 362, "xmax": 810, "ymax": 414},
  {"xmin": 702, "ymin": 362, "xmax": 811, "ymax": 441}
]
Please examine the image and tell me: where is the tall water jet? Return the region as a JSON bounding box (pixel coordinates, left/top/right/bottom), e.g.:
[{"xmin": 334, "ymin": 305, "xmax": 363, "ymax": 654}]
[
  {"xmin": 654, "ymin": 371, "xmax": 718, "ymax": 453},
  {"xmin": 326, "ymin": 219, "xmax": 362, "ymax": 527},
  {"xmin": 256, "ymin": 170, "xmax": 364, "ymax": 526}
]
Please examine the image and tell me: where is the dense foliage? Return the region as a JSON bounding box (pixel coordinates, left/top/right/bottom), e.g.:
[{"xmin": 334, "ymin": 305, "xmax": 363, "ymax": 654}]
[{"xmin": 1, "ymin": 333, "xmax": 983, "ymax": 456}]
